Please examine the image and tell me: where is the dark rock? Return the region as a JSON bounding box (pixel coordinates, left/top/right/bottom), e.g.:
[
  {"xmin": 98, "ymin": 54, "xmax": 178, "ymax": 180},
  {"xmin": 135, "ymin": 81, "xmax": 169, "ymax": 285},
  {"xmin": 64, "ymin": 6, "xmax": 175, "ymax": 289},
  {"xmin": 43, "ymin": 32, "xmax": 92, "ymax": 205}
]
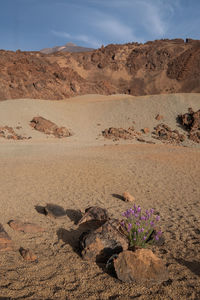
[
  {"xmin": 77, "ymin": 206, "xmax": 109, "ymax": 226},
  {"xmin": 178, "ymin": 108, "xmax": 200, "ymax": 143},
  {"xmin": 8, "ymin": 220, "xmax": 45, "ymax": 233},
  {"xmin": 152, "ymin": 123, "xmax": 185, "ymax": 144},
  {"xmin": 79, "ymin": 219, "xmax": 129, "ymax": 262},
  {"xmin": 44, "ymin": 204, "xmax": 66, "ymax": 218},
  {"xmin": 114, "ymin": 249, "xmax": 169, "ymax": 285},
  {"xmin": 0, "ymin": 223, "xmax": 13, "ymax": 251}
]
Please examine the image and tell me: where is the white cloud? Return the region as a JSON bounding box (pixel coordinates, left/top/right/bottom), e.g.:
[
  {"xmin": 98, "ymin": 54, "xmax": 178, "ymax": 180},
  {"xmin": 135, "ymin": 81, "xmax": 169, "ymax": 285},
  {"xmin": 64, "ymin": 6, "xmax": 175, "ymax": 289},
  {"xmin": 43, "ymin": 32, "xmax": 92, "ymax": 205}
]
[{"xmin": 51, "ymin": 30, "xmax": 101, "ymax": 48}]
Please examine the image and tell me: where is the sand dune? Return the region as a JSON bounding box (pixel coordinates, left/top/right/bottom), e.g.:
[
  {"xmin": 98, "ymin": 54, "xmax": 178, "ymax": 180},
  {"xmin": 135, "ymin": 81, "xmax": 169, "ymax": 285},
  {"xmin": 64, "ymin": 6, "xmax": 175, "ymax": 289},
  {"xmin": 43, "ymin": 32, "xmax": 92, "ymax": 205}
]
[{"xmin": 0, "ymin": 94, "xmax": 200, "ymax": 299}]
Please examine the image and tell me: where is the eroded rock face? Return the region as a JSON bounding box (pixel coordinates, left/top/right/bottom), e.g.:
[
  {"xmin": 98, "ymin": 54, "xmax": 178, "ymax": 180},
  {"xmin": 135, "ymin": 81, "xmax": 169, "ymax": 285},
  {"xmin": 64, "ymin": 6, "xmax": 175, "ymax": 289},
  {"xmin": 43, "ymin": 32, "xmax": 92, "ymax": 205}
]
[
  {"xmin": 8, "ymin": 220, "xmax": 45, "ymax": 233},
  {"xmin": 178, "ymin": 108, "xmax": 200, "ymax": 143},
  {"xmin": 114, "ymin": 249, "xmax": 169, "ymax": 285},
  {"xmin": 0, "ymin": 126, "xmax": 29, "ymax": 140},
  {"xmin": 30, "ymin": 117, "xmax": 71, "ymax": 138},
  {"xmin": 79, "ymin": 219, "xmax": 129, "ymax": 262},
  {"xmin": 152, "ymin": 123, "xmax": 185, "ymax": 144},
  {"xmin": 0, "ymin": 224, "xmax": 13, "ymax": 251}
]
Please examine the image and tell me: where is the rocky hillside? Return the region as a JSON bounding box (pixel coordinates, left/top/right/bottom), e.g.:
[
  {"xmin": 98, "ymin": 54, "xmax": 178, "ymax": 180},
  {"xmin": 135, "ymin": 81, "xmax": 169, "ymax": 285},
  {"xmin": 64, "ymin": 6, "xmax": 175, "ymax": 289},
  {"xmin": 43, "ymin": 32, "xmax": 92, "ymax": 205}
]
[{"xmin": 0, "ymin": 39, "xmax": 200, "ymax": 100}]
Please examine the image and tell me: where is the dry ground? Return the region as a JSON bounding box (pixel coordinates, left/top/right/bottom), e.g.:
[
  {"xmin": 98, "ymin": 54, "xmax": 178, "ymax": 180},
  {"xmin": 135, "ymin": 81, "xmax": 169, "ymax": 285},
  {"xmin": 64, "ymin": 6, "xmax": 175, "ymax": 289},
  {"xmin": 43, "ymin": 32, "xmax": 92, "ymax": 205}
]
[{"xmin": 0, "ymin": 94, "xmax": 200, "ymax": 299}]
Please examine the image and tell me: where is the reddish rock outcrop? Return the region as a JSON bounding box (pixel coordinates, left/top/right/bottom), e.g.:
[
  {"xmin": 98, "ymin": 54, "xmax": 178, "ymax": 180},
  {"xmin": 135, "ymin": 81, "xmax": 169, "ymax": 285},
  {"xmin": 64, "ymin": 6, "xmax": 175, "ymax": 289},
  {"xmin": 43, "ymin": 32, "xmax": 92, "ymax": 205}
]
[
  {"xmin": 114, "ymin": 249, "xmax": 169, "ymax": 285},
  {"xmin": 0, "ymin": 39, "xmax": 200, "ymax": 100},
  {"xmin": 152, "ymin": 123, "xmax": 185, "ymax": 144},
  {"xmin": 102, "ymin": 127, "xmax": 140, "ymax": 140},
  {"xmin": 0, "ymin": 126, "xmax": 29, "ymax": 140},
  {"xmin": 178, "ymin": 108, "xmax": 200, "ymax": 143},
  {"xmin": 30, "ymin": 116, "xmax": 71, "ymax": 138}
]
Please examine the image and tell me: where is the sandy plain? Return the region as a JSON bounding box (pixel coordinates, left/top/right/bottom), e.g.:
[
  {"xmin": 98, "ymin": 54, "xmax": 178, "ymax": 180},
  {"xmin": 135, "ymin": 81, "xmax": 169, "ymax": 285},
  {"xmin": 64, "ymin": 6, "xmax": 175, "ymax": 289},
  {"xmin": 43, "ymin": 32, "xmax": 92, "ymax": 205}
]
[{"xmin": 0, "ymin": 93, "xmax": 200, "ymax": 299}]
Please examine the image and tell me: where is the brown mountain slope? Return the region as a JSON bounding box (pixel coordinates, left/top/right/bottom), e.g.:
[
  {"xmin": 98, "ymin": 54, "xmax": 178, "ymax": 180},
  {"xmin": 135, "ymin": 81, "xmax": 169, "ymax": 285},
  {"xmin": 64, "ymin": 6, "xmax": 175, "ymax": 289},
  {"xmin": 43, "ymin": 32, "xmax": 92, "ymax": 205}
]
[{"xmin": 0, "ymin": 39, "xmax": 200, "ymax": 100}]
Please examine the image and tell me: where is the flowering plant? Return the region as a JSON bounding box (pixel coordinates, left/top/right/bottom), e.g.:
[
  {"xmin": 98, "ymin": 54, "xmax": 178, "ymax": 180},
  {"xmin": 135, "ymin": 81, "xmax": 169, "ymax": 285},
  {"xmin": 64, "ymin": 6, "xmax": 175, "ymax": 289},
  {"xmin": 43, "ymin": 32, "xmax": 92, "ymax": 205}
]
[{"xmin": 120, "ymin": 204, "xmax": 162, "ymax": 248}]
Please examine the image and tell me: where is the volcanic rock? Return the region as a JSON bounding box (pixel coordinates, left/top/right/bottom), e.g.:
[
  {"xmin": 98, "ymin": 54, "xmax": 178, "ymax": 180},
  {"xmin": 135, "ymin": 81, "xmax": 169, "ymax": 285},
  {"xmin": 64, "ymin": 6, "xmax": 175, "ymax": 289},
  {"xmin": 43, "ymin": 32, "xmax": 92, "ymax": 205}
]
[
  {"xmin": 19, "ymin": 247, "xmax": 37, "ymax": 262},
  {"xmin": 114, "ymin": 249, "xmax": 169, "ymax": 285},
  {"xmin": 178, "ymin": 108, "xmax": 200, "ymax": 143},
  {"xmin": 0, "ymin": 126, "xmax": 28, "ymax": 140},
  {"xmin": 8, "ymin": 220, "xmax": 45, "ymax": 233},
  {"xmin": 30, "ymin": 117, "xmax": 71, "ymax": 138},
  {"xmin": 152, "ymin": 123, "xmax": 185, "ymax": 144},
  {"xmin": 78, "ymin": 206, "xmax": 109, "ymax": 226},
  {"xmin": 155, "ymin": 114, "xmax": 164, "ymax": 121},
  {"xmin": 102, "ymin": 127, "xmax": 139, "ymax": 140},
  {"xmin": 79, "ymin": 219, "xmax": 129, "ymax": 262},
  {"xmin": 0, "ymin": 223, "xmax": 13, "ymax": 251}
]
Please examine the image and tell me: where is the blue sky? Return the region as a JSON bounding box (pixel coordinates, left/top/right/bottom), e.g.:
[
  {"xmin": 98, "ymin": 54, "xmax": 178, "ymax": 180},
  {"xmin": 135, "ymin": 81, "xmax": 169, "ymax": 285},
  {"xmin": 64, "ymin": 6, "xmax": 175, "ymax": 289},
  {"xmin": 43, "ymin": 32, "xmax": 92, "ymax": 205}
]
[{"xmin": 0, "ymin": 0, "xmax": 200, "ymax": 51}]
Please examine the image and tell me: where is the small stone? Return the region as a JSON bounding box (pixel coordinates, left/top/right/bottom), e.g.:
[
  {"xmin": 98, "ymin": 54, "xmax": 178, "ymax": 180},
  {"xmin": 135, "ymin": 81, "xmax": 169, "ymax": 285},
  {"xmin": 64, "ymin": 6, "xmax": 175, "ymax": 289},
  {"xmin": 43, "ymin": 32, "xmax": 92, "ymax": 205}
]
[
  {"xmin": 123, "ymin": 192, "xmax": 135, "ymax": 202},
  {"xmin": 155, "ymin": 114, "xmax": 164, "ymax": 121},
  {"xmin": 19, "ymin": 247, "xmax": 37, "ymax": 262},
  {"xmin": 0, "ymin": 223, "xmax": 14, "ymax": 251},
  {"xmin": 8, "ymin": 220, "xmax": 45, "ymax": 233},
  {"xmin": 79, "ymin": 219, "xmax": 129, "ymax": 262},
  {"xmin": 142, "ymin": 127, "xmax": 150, "ymax": 134},
  {"xmin": 114, "ymin": 249, "xmax": 169, "ymax": 285}
]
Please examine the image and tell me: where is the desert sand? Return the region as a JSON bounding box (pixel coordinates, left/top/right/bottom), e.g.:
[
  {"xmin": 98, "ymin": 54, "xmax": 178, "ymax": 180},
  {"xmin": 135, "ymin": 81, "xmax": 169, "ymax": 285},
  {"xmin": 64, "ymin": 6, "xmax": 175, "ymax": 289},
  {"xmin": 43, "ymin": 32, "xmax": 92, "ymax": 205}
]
[{"xmin": 0, "ymin": 93, "xmax": 200, "ymax": 299}]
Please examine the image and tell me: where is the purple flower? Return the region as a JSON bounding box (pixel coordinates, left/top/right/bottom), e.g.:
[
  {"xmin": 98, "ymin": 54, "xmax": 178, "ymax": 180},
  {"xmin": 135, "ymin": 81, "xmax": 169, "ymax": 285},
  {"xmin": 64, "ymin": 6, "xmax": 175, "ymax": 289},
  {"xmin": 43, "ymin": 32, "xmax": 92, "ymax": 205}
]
[
  {"xmin": 128, "ymin": 223, "xmax": 132, "ymax": 232},
  {"xmin": 140, "ymin": 215, "xmax": 146, "ymax": 221},
  {"xmin": 120, "ymin": 221, "xmax": 125, "ymax": 227},
  {"xmin": 157, "ymin": 230, "xmax": 162, "ymax": 236},
  {"xmin": 156, "ymin": 215, "xmax": 160, "ymax": 222},
  {"xmin": 143, "ymin": 236, "xmax": 147, "ymax": 240},
  {"xmin": 150, "ymin": 221, "xmax": 154, "ymax": 227},
  {"xmin": 141, "ymin": 227, "xmax": 144, "ymax": 232},
  {"xmin": 136, "ymin": 222, "xmax": 140, "ymax": 226},
  {"xmin": 150, "ymin": 208, "xmax": 154, "ymax": 214},
  {"xmin": 137, "ymin": 206, "xmax": 141, "ymax": 213},
  {"xmin": 155, "ymin": 235, "xmax": 159, "ymax": 241}
]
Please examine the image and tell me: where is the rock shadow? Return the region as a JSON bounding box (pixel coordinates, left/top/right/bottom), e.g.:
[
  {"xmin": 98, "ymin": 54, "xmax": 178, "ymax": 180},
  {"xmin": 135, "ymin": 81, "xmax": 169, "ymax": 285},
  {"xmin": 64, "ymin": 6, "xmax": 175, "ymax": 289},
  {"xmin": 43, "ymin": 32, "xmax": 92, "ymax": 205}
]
[
  {"xmin": 175, "ymin": 258, "xmax": 200, "ymax": 276},
  {"xmin": 35, "ymin": 204, "xmax": 66, "ymax": 218},
  {"xmin": 111, "ymin": 194, "xmax": 124, "ymax": 201},
  {"xmin": 65, "ymin": 209, "xmax": 82, "ymax": 224}
]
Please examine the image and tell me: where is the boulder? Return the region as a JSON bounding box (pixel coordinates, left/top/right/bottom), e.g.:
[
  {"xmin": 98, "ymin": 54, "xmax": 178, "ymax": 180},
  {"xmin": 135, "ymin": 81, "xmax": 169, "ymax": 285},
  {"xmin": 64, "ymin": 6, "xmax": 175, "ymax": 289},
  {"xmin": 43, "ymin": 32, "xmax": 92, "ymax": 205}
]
[
  {"xmin": 8, "ymin": 220, "xmax": 45, "ymax": 233},
  {"xmin": 77, "ymin": 206, "xmax": 109, "ymax": 226},
  {"xmin": 0, "ymin": 223, "xmax": 14, "ymax": 251},
  {"xmin": 178, "ymin": 108, "xmax": 200, "ymax": 143},
  {"xmin": 114, "ymin": 249, "xmax": 169, "ymax": 285},
  {"xmin": 79, "ymin": 219, "xmax": 129, "ymax": 262}
]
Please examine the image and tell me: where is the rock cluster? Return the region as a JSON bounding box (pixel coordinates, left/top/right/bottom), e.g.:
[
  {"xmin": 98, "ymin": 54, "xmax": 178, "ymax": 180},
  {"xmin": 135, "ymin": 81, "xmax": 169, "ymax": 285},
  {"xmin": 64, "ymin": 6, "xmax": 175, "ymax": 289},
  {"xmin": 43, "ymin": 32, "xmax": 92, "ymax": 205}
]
[
  {"xmin": 30, "ymin": 116, "xmax": 71, "ymax": 138},
  {"xmin": 0, "ymin": 223, "xmax": 13, "ymax": 251},
  {"xmin": 102, "ymin": 127, "xmax": 140, "ymax": 141},
  {"xmin": 178, "ymin": 108, "xmax": 200, "ymax": 143},
  {"xmin": 0, "ymin": 126, "xmax": 29, "ymax": 140},
  {"xmin": 152, "ymin": 123, "xmax": 185, "ymax": 144}
]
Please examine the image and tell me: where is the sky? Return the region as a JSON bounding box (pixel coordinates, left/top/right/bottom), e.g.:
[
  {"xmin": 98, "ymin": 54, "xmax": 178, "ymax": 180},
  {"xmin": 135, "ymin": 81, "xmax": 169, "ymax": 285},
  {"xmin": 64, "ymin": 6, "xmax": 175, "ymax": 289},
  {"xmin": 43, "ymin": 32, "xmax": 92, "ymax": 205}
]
[{"xmin": 0, "ymin": 0, "xmax": 200, "ymax": 51}]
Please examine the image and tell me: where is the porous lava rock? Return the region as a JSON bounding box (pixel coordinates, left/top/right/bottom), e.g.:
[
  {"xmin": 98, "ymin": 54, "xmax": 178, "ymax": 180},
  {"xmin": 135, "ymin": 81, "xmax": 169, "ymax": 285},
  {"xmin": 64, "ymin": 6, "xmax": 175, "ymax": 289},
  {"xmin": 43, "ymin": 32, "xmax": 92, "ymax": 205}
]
[
  {"xmin": 30, "ymin": 116, "xmax": 71, "ymax": 138},
  {"xmin": 0, "ymin": 126, "xmax": 29, "ymax": 140},
  {"xmin": 78, "ymin": 206, "xmax": 109, "ymax": 226},
  {"xmin": 178, "ymin": 108, "xmax": 200, "ymax": 143},
  {"xmin": 102, "ymin": 127, "xmax": 140, "ymax": 140},
  {"xmin": 79, "ymin": 219, "xmax": 129, "ymax": 262},
  {"xmin": 152, "ymin": 123, "xmax": 185, "ymax": 144},
  {"xmin": 8, "ymin": 220, "xmax": 45, "ymax": 233},
  {"xmin": 0, "ymin": 223, "xmax": 13, "ymax": 251},
  {"xmin": 114, "ymin": 249, "xmax": 169, "ymax": 285}
]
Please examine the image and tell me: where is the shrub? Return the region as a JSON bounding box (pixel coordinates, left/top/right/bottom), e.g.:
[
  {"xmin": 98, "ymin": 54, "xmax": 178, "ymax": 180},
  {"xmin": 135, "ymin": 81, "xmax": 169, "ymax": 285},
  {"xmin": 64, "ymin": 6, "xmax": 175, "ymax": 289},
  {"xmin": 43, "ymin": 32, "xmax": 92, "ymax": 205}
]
[{"xmin": 121, "ymin": 204, "xmax": 162, "ymax": 248}]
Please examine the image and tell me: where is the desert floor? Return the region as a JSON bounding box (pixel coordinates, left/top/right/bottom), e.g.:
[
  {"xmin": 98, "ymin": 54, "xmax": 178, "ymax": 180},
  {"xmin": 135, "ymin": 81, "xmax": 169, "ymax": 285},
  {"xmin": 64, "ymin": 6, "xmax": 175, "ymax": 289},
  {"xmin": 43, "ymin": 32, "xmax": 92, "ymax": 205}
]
[{"xmin": 0, "ymin": 94, "xmax": 200, "ymax": 299}]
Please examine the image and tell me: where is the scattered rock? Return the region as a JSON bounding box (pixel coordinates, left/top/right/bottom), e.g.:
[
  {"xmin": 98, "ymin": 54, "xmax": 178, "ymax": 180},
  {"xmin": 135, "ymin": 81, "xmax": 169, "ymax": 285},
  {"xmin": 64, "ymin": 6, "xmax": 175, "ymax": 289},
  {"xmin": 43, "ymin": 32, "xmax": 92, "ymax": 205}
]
[
  {"xmin": 102, "ymin": 127, "xmax": 140, "ymax": 141},
  {"xmin": 155, "ymin": 114, "xmax": 164, "ymax": 121},
  {"xmin": 0, "ymin": 126, "xmax": 28, "ymax": 140},
  {"xmin": 30, "ymin": 117, "xmax": 71, "ymax": 138},
  {"xmin": 178, "ymin": 108, "xmax": 200, "ymax": 143},
  {"xmin": 78, "ymin": 206, "xmax": 109, "ymax": 226},
  {"xmin": 142, "ymin": 127, "xmax": 150, "ymax": 134},
  {"xmin": 122, "ymin": 192, "xmax": 135, "ymax": 202},
  {"xmin": 79, "ymin": 219, "xmax": 129, "ymax": 262},
  {"xmin": 152, "ymin": 123, "xmax": 185, "ymax": 144},
  {"xmin": 19, "ymin": 247, "xmax": 37, "ymax": 262},
  {"xmin": 0, "ymin": 223, "xmax": 13, "ymax": 251},
  {"xmin": 8, "ymin": 220, "xmax": 45, "ymax": 233},
  {"xmin": 114, "ymin": 249, "xmax": 169, "ymax": 285}
]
